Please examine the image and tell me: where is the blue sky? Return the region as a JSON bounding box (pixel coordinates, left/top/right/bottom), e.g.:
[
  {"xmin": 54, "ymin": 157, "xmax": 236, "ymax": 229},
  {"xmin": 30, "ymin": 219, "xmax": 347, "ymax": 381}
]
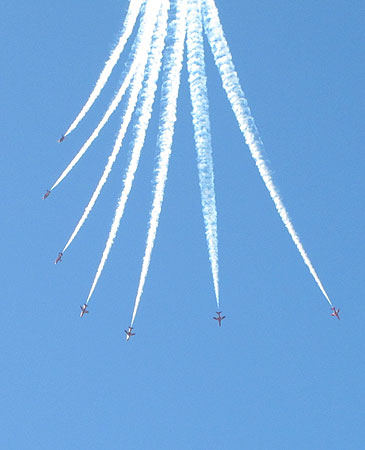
[{"xmin": 1, "ymin": 1, "xmax": 364, "ymax": 449}]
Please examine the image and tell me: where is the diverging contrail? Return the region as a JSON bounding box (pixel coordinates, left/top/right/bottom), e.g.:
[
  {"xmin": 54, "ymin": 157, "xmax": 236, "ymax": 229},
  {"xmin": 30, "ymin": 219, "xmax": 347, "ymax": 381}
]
[
  {"xmin": 62, "ymin": 1, "xmax": 164, "ymax": 253},
  {"xmin": 64, "ymin": 0, "xmax": 144, "ymax": 137},
  {"xmin": 186, "ymin": 0, "xmax": 220, "ymax": 308},
  {"xmin": 202, "ymin": 0, "xmax": 332, "ymax": 306},
  {"xmin": 51, "ymin": 0, "xmax": 160, "ymax": 192},
  {"xmin": 130, "ymin": 0, "xmax": 188, "ymax": 326},
  {"xmin": 85, "ymin": 0, "xmax": 169, "ymax": 304}
]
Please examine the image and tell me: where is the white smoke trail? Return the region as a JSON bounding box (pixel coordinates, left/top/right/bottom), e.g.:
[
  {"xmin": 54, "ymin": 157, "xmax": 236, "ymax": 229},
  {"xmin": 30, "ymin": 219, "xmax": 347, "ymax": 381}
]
[
  {"xmin": 85, "ymin": 0, "xmax": 169, "ymax": 304},
  {"xmin": 130, "ymin": 0, "xmax": 188, "ymax": 326},
  {"xmin": 62, "ymin": 1, "xmax": 164, "ymax": 253},
  {"xmin": 64, "ymin": 0, "xmax": 144, "ymax": 137},
  {"xmin": 202, "ymin": 0, "xmax": 332, "ymax": 306},
  {"xmin": 51, "ymin": 0, "xmax": 160, "ymax": 192},
  {"xmin": 186, "ymin": 0, "xmax": 220, "ymax": 307}
]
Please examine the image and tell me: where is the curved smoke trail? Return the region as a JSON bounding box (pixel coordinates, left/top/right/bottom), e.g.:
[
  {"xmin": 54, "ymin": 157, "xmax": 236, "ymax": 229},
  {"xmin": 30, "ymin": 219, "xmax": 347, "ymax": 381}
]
[
  {"xmin": 62, "ymin": 1, "xmax": 164, "ymax": 253},
  {"xmin": 85, "ymin": 0, "xmax": 169, "ymax": 304},
  {"xmin": 186, "ymin": 0, "xmax": 220, "ymax": 308},
  {"xmin": 202, "ymin": 0, "xmax": 332, "ymax": 306},
  {"xmin": 64, "ymin": 0, "xmax": 144, "ymax": 137},
  {"xmin": 51, "ymin": 0, "xmax": 159, "ymax": 192},
  {"xmin": 130, "ymin": 0, "xmax": 188, "ymax": 326}
]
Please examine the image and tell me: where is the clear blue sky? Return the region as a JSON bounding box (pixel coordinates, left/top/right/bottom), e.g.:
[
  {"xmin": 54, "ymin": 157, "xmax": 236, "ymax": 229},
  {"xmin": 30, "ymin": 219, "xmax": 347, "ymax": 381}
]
[{"xmin": 1, "ymin": 1, "xmax": 364, "ymax": 449}]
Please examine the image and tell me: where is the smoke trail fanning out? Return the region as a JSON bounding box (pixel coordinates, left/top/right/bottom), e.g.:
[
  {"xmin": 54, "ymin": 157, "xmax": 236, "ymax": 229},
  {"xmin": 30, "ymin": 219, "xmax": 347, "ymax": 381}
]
[
  {"xmin": 62, "ymin": 0, "xmax": 164, "ymax": 253},
  {"xmin": 49, "ymin": 0, "xmax": 334, "ymax": 334},
  {"xmin": 85, "ymin": 0, "xmax": 169, "ymax": 304},
  {"xmin": 64, "ymin": 0, "xmax": 144, "ymax": 137},
  {"xmin": 130, "ymin": 0, "xmax": 188, "ymax": 326},
  {"xmin": 186, "ymin": 0, "xmax": 220, "ymax": 308},
  {"xmin": 51, "ymin": 0, "xmax": 160, "ymax": 192},
  {"xmin": 202, "ymin": 0, "xmax": 332, "ymax": 306}
]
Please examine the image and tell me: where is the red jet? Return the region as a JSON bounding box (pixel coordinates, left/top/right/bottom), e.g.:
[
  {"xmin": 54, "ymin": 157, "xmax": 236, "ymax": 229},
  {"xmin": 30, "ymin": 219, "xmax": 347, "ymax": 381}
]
[
  {"xmin": 58, "ymin": 135, "xmax": 65, "ymax": 143},
  {"xmin": 55, "ymin": 252, "xmax": 63, "ymax": 264},
  {"xmin": 331, "ymin": 307, "xmax": 340, "ymax": 320},
  {"xmin": 213, "ymin": 311, "xmax": 226, "ymax": 327},
  {"xmin": 80, "ymin": 304, "xmax": 89, "ymax": 318},
  {"xmin": 43, "ymin": 190, "xmax": 51, "ymax": 200},
  {"xmin": 124, "ymin": 326, "xmax": 135, "ymax": 341}
]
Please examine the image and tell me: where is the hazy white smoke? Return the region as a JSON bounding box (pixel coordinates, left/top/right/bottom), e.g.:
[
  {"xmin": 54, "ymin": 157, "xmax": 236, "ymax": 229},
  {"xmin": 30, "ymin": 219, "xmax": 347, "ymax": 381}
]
[
  {"xmin": 85, "ymin": 0, "xmax": 169, "ymax": 304},
  {"xmin": 51, "ymin": 0, "xmax": 160, "ymax": 192},
  {"xmin": 64, "ymin": 0, "xmax": 144, "ymax": 137},
  {"xmin": 202, "ymin": 0, "xmax": 332, "ymax": 306},
  {"xmin": 130, "ymin": 0, "xmax": 188, "ymax": 325},
  {"xmin": 186, "ymin": 0, "xmax": 220, "ymax": 307},
  {"xmin": 62, "ymin": 1, "xmax": 164, "ymax": 254}
]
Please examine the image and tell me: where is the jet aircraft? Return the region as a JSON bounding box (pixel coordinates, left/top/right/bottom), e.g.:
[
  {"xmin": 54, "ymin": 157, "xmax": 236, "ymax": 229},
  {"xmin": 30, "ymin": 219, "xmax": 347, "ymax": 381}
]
[
  {"xmin": 331, "ymin": 307, "xmax": 340, "ymax": 320},
  {"xmin": 43, "ymin": 190, "xmax": 51, "ymax": 200},
  {"xmin": 58, "ymin": 135, "xmax": 65, "ymax": 143},
  {"xmin": 55, "ymin": 252, "xmax": 63, "ymax": 264},
  {"xmin": 213, "ymin": 311, "xmax": 226, "ymax": 327},
  {"xmin": 125, "ymin": 326, "xmax": 135, "ymax": 341},
  {"xmin": 80, "ymin": 304, "xmax": 89, "ymax": 318}
]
